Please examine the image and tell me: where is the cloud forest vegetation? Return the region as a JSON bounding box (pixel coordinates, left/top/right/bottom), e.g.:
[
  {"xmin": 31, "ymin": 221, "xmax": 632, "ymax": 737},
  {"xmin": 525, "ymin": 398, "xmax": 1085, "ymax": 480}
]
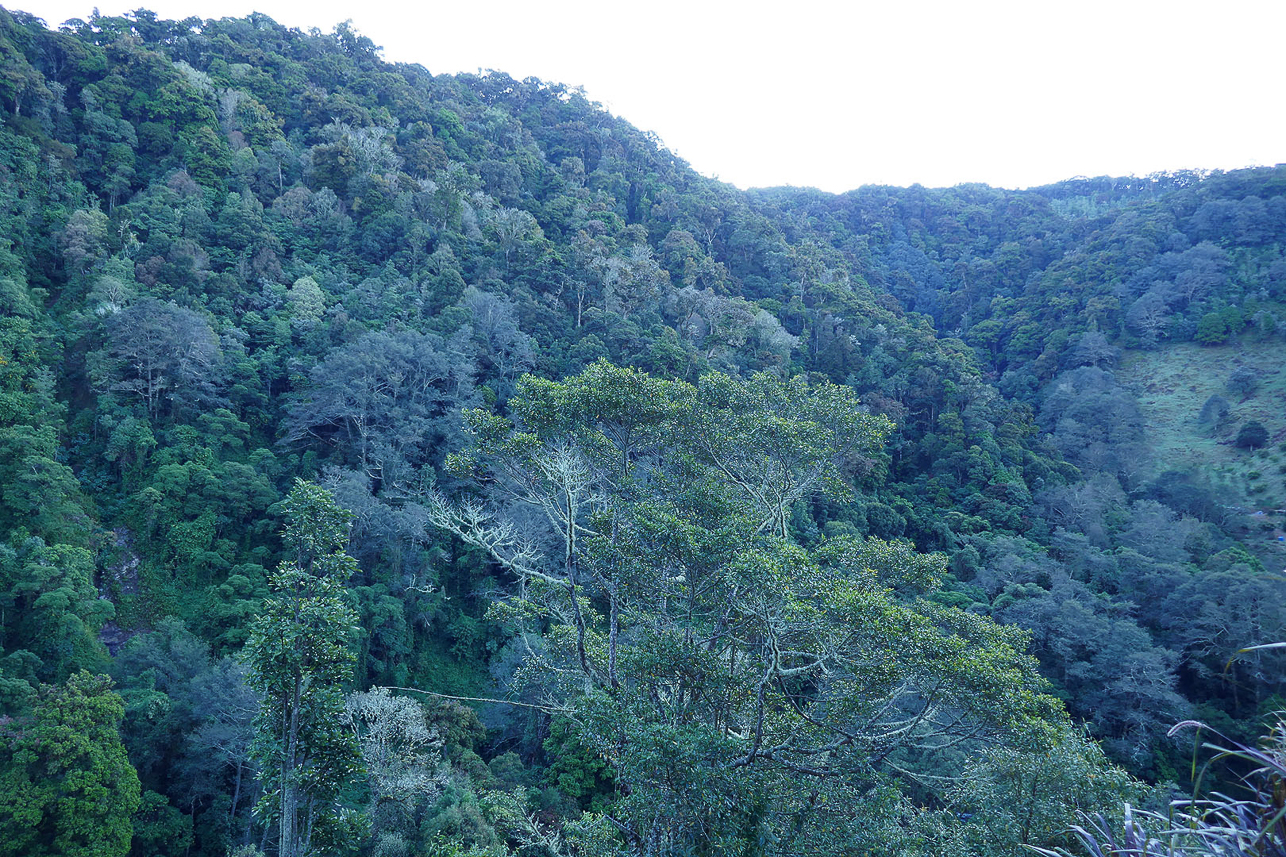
[{"xmin": 0, "ymin": 7, "xmax": 1284, "ymax": 856}]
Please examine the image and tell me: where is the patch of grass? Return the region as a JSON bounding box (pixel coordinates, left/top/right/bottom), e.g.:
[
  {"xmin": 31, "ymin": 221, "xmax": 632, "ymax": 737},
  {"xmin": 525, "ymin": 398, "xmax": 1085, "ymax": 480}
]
[{"xmin": 1117, "ymin": 339, "xmax": 1286, "ymax": 566}]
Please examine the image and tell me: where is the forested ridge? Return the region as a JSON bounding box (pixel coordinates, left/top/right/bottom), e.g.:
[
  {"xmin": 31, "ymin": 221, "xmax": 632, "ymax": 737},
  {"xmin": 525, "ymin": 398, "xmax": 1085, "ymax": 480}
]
[{"xmin": 0, "ymin": 7, "xmax": 1284, "ymax": 856}]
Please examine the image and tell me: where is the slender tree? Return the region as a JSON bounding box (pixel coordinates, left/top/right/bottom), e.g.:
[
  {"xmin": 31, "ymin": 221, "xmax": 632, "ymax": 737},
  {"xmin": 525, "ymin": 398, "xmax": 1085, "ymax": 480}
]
[{"xmin": 245, "ymin": 482, "xmax": 362, "ymax": 857}]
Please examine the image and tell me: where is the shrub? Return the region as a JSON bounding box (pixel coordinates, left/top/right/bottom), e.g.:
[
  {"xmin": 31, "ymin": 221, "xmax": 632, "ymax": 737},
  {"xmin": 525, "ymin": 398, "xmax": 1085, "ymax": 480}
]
[
  {"xmin": 1227, "ymin": 365, "xmax": 1261, "ymax": 399},
  {"xmin": 1196, "ymin": 311, "xmax": 1231, "ymax": 344},
  {"xmin": 1235, "ymin": 421, "xmax": 1269, "ymax": 449}
]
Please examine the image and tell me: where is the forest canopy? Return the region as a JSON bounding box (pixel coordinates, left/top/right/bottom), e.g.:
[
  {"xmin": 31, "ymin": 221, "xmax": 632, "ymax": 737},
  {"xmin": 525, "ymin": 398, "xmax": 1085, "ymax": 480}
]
[{"xmin": 0, "ymin": 6, "xmax": 1283, "ymax": 856}]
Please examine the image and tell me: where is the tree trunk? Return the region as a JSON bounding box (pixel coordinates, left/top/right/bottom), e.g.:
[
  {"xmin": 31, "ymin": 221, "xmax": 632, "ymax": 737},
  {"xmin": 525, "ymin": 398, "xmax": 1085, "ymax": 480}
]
[
  {"xmin": 230, "ymin": 759, "xmax": 242, "ymax": 823},
  {"xmin": 281, "ymin": 672, "xmax": 303, "ymax": 857},
  {"xmin": 608, "ymin": 582, "xmax": 620, "ymax": 690}
]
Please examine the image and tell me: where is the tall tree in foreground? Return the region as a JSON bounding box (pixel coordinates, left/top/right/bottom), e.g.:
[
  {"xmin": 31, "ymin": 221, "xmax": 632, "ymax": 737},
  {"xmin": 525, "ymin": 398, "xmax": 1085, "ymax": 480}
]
[
  {"xmin": 245, "ymin": 481, "xmax": 362, "ymax": 857},
  {"xmin": 429, "ymin": 362, "xmax": 1135, "ymax": 855}
]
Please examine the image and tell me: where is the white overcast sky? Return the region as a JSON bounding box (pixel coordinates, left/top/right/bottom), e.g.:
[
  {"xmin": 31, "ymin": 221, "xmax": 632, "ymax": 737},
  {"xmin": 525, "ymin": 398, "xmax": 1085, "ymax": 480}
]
[{"xmin": 20, "ymin": 0, "xmax": 1286, "ymax": 192}]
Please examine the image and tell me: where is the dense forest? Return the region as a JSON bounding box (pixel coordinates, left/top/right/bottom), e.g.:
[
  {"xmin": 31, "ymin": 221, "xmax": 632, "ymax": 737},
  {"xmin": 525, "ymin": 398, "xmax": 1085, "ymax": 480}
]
[{"xmin": 0, "ymin": 7, "xmax": 1283, "ymax": 856}]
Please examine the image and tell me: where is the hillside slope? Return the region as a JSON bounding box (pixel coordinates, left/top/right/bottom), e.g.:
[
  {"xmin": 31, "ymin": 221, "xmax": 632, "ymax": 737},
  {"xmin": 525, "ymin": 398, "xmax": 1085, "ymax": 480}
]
[{"xmin": 0, "ymin": 8, "xmax": 1283, "ymax": 856}]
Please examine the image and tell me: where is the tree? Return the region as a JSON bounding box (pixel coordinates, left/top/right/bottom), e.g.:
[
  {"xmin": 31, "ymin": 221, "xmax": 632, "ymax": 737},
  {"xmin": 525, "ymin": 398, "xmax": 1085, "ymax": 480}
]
[
  {"xmin": 57, "ymin": 209, "xmax": 111, "ymax": 279},
  {"xmin": 950, "ymin": 727, "xmax": 1136, "ymax": 853},
  {"xmin": 599, "ymin": 243, "xmax": 668, "ymax": 320},
  {"xmin": 0, "ymin": 671, "xmax": 142, "ymax": 857},
  {"xmin": 488, "ymin": 206, "xmax": 540, "ymax": 272},
  {"xmin": 93, "ymin": 298, "xmax": 223, "ymax": 420},
  {"xmin": 1226, "ymin": 365, "xmax": 1260, "ymax": 401},
  {"xmin": 1195, "ymin": 311, "xmax": 1231, "ymax": 345},
  {"xmin": 0, "ymin": 318, "xmax": 94, "ymax": 548},
  {"xmin": 1172, "ymin": 241, "xmax": 1230, "ymax": 304},
  {"xmin": 1062, "ymin": 330, "xmax": 1120, "ymax": 370},
  {"xmin": 684, "ymin": 371, "xmax": 888, "ymax": 538},
  {"xmin": 457, "ymin": 286, "xmax": 534, "ymax": 396},
  {"xmin": 1041, "ymin": 368, "xmax": 1149, "ymax": 487},
  {"xmin": 0, "ymin": 538, "xmax": 112, "ymax": 683},
  {"xmin": 1234, "ymin": 420, "xmax": 1268, "ymax": 450},
  {"xmin": 1125, "ymin": 288, "xmax": 1172, "ymax": 347},
  {"xmin": 1164, "ymin": 569, "xmax": 1286, "ymax": 711},
  {"xmin": 283, "ymin": 329, "xmax": 474, "ymax": 483},
  {"xmin": 245, "ymin": 481, "xmax": 362, "ymax": 857},
  {"xmin": 1197, "ymin": 394, "xmax": 1230, "ymax": 430},
  {"xmin": 284, "ymin": 275, "xmax": 326, "ymax": 331},
  {"xmin": 109, "ymin": 618, "xmax": 260, "ymax": 850},
  {"xmin": 994, "ymin": 580, "xmax": 1188, "ymax": 765},
  {"xmin": 342, "ymin": 688, "xmax": 444, "ymax": 841},
  {"xmin": 429, "ymin": 363, "xmax": 1125, "ymax": 854}
]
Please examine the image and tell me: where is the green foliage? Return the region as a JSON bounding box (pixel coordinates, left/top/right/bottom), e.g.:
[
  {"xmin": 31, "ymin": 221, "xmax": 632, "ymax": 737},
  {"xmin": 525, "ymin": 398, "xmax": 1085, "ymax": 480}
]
[
  {"xmin": 541, "ymin": 717, "xmax": 615, "ymax": 811},
  {"xmin": 130, "ymin": 790, "xmax": 194, "ymax": 857},
  {"xmin": 0, "ymin": 538, "xmax": 111, "ymax": 685},
  {"xmin": 0, "ymin": 7, "xmax": 1282, "ymax": 852},
  {"xmin": 0, "ymin": 318, "xmax": 92, "ymax": 548},
  {"xmin": 1195, "ymin": 311, "xmax": 1231, "ymax": 344},
  {"xmin": 245, "ymin": 482, "xmax": 363, "ymax": 857},
  {"xmin": 433, "ymin": 362, "xmax": 1127, "ymax": 854},
  {"xmin": 950, "ymin": 726, "xmax": 1139, "ymax": 853},
  {"xmin": 0, "ymin": 671, "xmax": 142, "ymax": 857},
  {"xmin": 1236, "ymin": 420, "xmax": 1270, "ymax": 449}
]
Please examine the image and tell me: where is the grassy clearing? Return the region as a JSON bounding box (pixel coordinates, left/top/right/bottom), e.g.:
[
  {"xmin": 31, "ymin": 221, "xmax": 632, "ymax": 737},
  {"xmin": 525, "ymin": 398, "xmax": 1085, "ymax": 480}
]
[{"xmin": 1117, "ymin": 338, "xmax": 1286, "ymax": 565}]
